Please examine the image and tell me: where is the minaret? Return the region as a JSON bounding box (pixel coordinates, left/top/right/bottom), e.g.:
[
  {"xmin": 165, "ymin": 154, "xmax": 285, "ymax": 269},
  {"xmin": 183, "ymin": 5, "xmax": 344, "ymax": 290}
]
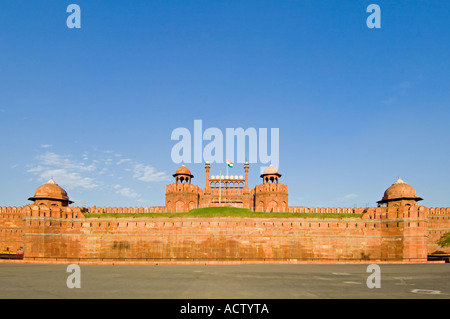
[
  {"xmin": 244, "ymin": 162, "xmax": 249, "ymax": 190},
  {"xmin": 205, "ymin": 162, "xmax": 210, "ymax": 189}
]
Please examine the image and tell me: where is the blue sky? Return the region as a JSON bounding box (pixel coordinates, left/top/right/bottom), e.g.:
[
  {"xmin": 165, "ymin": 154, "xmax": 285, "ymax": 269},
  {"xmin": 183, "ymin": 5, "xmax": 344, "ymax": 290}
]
[{"xmin": 0, "ymin": 1, "xmax": 449, "ymax": 208}]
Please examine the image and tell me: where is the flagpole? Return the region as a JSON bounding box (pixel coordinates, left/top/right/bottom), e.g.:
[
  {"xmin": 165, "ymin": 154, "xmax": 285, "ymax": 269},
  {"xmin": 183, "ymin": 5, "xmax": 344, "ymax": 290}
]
[{"xmin": 219, "ymin": 170, "xmax": 221, "ymax": 204}]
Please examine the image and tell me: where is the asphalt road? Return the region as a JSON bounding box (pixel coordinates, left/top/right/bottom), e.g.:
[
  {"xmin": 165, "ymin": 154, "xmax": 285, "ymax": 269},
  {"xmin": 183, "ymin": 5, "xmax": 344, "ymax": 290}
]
[{"xmin": 0, "ymin": 263, "xmax": 449, "ymax": 299}]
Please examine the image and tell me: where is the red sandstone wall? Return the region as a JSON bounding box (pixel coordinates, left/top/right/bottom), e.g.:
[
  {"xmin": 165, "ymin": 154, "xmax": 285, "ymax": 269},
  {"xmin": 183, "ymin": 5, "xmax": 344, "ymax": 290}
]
[
  {"xmin": 21, "ymin": 205, "xmax": 86, "ymax": 260},
  {"xmin": 17, "ymin": 205, "xmax": 430, "ymax": 262},
  {"xmin": 427, "ymin": 207, "xmax": 450, "ymax": 254},
  {"xmin": 78, "ymin": 218, "xmax": 380, "ymax": 261},
  {"xmin": 3, "ymin": 205, "xmax": 448, "ymax": 262},
  {"xmin": 0, "ymin": 207, "xmax": 24, "ymax": 252}
]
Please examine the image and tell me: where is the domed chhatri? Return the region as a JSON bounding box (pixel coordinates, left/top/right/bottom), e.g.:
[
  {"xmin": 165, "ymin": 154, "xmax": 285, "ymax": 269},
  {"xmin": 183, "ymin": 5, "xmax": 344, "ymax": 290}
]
[
  {"xmin": 377, "ymin": 177, "xmax": 423, "ymax": 207},
  {"xmin": 28, "ymin": 177, "xmax": 74, "ymax": 207},
  {"xmin": 262, "ymin": 164, "xmax": 280, "ymax": 176},
  {"xmin": 174, "ymin": 165, "xmax": 192, "ymax": 177},
  {"xmin": 260, "ymin": 164, "xmax": 282, "ymax": 184},
  {"xmin": 173, "ymin": 165, "xmax": 194, "ymax": 184}
]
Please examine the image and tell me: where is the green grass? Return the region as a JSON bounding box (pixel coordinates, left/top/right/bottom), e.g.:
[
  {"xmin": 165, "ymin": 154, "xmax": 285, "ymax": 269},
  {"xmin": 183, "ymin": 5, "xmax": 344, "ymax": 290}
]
[{"xmin": 84, "ymin": 206, "xmax": 362, "ymax": 219}]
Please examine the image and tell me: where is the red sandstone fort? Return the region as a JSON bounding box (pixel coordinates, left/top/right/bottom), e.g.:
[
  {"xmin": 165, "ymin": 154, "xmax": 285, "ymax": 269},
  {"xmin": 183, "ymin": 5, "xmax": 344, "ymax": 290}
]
[{"xmin": 1, "ymin": 163, "xmax": 449, "ymax": 263}]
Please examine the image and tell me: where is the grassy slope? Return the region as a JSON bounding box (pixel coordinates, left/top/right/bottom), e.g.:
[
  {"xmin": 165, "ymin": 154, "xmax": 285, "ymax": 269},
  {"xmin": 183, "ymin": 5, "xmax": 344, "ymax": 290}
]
[{"xmin": 84, "ymin": 206, "xmax": 362, "ymax": 219}]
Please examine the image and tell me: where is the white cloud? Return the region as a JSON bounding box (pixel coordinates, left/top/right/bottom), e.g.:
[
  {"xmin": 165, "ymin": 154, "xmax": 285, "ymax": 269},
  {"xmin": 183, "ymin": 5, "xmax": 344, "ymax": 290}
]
[
  {"xmin": 39, "ymin": 169, "xmax": 99, "ymax": 189},
  {"xmin": 41, "ymin": 144, "xmax": 53, "ymax": 149},
  {"xmin": 27, "ymin": 151, "xmax": 99, "ymax": 190},
  {"xmin": 27, "ymin": 149, "xmax": 169, "ymax": 201},
  {"xmin": 27, "ymin": 165, "xmax": 44, "ymax": 174},
  {"xmin": 133, "ymin": 163, "xmax": 170, "ymax": 182},
  {"xmin": 115, "ymin": 186, "xmax": 140, "ymax": 198},
  {"xmin": 116, "ymin": 158, "xmax": 132, "ymax": 165},
  {"xmin": 37, "ymin": 151, "xmax": 96, "ymax": 172}
]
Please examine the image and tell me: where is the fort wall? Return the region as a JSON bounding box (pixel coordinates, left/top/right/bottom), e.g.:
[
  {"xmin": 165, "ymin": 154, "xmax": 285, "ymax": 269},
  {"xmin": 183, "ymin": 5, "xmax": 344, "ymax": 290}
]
[
  {"xmin": 0, "ymin": 207, "xmax": 24, "ymax": 253},
  {"xmin": 427, "ymin": 207, "xmax": 450, "ymax": 254},
  {"xmin": 0, "ymin": 205, "xmax": 445, "ymax": 263}
]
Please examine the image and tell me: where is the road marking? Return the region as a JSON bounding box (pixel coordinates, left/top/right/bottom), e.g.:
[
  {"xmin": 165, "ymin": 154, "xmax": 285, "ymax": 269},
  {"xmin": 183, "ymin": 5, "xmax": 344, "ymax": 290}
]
[
  {"xmin": 332, "ymin": 273, "xmax": 350, "ymax": 276},
  {"xmin": 411, "ymin": 289, "xmax": 441, "ymax": 295},
  {"xmin": 394, "ymin": 277, "xmax": 414, "ymax": 286}
]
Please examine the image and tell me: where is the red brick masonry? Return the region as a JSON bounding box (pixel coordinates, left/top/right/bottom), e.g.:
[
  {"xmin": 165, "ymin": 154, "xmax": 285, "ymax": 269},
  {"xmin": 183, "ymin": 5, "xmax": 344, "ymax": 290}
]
[{"xmin": 1, "ymin": 205, "xmax": 449, "ymax": 263}]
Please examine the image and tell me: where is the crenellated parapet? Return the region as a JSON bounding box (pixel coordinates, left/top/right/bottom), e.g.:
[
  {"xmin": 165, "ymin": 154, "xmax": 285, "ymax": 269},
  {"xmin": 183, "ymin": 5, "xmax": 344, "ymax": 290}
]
[
  {"xmin": 361, "ymin": 205, "xmax": 428, "ymax": 220},
  {"xmin": 23, "ymin": 205, "xmax": 86, "ymax": 219},
  {"xmin": 288, "ymin": 206, "xmax": 364, "ymax": 214},
  {"xmin": 166, "ymin": 182, "xmax": 202, "ymax": 194},
  {"xmin": 85, "ymin": 206, "xmax": 167, "ymax": 214},
  {"xmin": 428, "ymin": 207, "xmax": 450, "ymax": 215},
  {"xmin": 254, "ymin": 183, "xmax": 288, "ymax": 193}
]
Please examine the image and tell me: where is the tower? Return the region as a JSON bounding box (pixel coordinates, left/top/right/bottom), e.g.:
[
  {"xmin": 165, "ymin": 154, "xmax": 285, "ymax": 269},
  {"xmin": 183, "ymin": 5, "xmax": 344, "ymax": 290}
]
[
  {"xmin": 165, "ymin": 165, "xmax": 200, "ymax": 212},
  {"xmin": 254, "ymin": 165, "xmax": 288, "ymax": 212}
]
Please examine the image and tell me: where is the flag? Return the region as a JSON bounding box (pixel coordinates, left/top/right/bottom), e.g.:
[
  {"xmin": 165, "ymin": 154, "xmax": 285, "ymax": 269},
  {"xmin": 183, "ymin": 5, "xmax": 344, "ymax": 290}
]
[{"xmin": 227, "ymin": 160, "xmax": 233, "ymax": 168}]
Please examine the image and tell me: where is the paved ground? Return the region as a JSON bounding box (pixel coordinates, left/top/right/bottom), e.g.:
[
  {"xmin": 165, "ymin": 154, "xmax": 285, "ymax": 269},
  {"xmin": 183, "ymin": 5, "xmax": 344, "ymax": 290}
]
[{"xmin": 0, "ymin": 263, "xmax": 448, "ymax": 299}]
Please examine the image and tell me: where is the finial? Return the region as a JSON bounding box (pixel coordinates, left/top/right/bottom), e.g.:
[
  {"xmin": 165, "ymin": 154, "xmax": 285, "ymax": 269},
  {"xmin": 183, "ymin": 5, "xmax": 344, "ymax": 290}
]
[{"xmin": 47, "ymin": 177, "xmax": 56, "ymax": 184}]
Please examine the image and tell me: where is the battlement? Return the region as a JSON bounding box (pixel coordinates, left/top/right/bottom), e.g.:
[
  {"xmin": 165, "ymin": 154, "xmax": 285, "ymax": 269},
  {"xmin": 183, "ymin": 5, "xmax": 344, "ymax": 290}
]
[
  {"xmin": 85, "ymin": 206, "xmax": 167, "ymax": 214},
  {"xmin": 288, "ymin": 206, "xmax": 363, "ymax": 214},
  {"xmin": 0, "ymin": 205, "xmax": 442, "ymax": 218},
  {"xmin": 0, "ymin": 206, "xmax": 25, "ymax": 215},
  {"xmin": 254, "ymin": 183, "xmax": 288, "ymax": 193},
  {"xmin": 166, "ymin": 183, "xmax": 202, "ymax": 194},
  {"xmin": 361, "ymin": 206, "xmax": 428, "ymax": 220},
  {"xmin": 428, "ymin": 207, "xmax": 450, "ymax": 215},
  {"xmin": 22, "ymin": 205, "xmax": 86, "ymax": 219}
]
